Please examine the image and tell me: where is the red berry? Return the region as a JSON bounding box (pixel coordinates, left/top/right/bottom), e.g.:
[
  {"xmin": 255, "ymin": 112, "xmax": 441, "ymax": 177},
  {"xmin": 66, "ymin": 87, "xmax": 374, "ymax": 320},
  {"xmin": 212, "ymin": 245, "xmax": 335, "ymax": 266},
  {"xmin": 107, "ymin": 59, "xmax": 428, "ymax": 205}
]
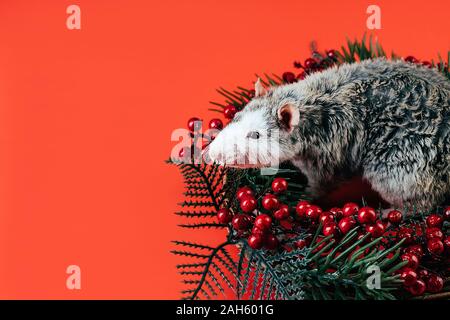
[
  {"xmin": 319, "ymin": 212, "xmax": 335, "ymax": 225},
  {"xmin": 365, "ymin": 220, "xmax": 385, "ymax": 238},
  {"xmin": 293, "ymin": 61, "xmax": 302, "ymax": 68},
  {"xmin": 217, "ymin": 208, "xmax": 233, "ymax": 224},
  {"xmin": 357, "ymin": 207, "xmax": 377, "ymax": 224},
  {"xmin": 326, "ymin": 49, "xmax": 337, "ymax": 60},
  {"xmin": 444, "ymin": 206, "xmax": 450, "ymax": 221},
  {"xmin": 296, "ymin": 71, "xmax": 306, "ymax": 80},
  {"xmin": 282, "ymin": 72, "xmax": 296, "ymax": 83},
  {"xmin": 437, "ymin": 62, "xmax": 449, "ymax": 72},
  {"xmin": 236, "ymin": 186, "xmax": 254, "ymax": 201},
  {"xmin": 295, "ymin": 239, "xmax": 307, "ymax": 249},
  {"xmin": 401, "ymin": 253, "xmax": 420, "ymax": 270},
  {"xmin": 187, "ymin": 117, "xmax": 201, "ymax": 132},
  {"xmin": 295, "ymin": 200, "xmax": 310, "ymax": 218},
  {"xmin": 271, "ymin": 178, "xmax": 288, "ymax": 193},
  {"xmin": 425, "ymin": 227, "xmax": 443, "ymax": 240},
  {"xmin": 426, "ymin": 214, "xmax": 443, "ymax": 228},
  {"xmin": 408, "ymin": 279, "xmax": 426, "ymax": 296},
  {"xmin": 248, "ymin": 234, "xmax": 264, "ymax": 249},
  {"xmin": 400, "ymin": 268, "xmax": 418, "ymax": 286},
  {"xmin": 240, "ymin": 196, "xmax": 257, "ymax": 213},
  {"xmin": 261, "ymin": 194, "xmax": 280, "ymax": 211},
  {"xmin": 404, "ymin": 245, "xmax": 424, "ymax": 258},
  {"xmin": 209, "ymin": 118, "xmax": 223, "ymax": 130},
  {"xmin": 405, "ymin": 56, "xmax": 419, "ymax": 63},
  {"xmin": 421, "ymin": 61, "xmax": 432, "ymax": 68},
  {"xmin": 417, "ymin": 269, "xmax": 430, "ymax": 280},
  {"xmin": 342, "ymin": 202, "xmax": 359, "ymax": 216},
  {"xmin": 232, "ymin": 214, "xmax": 251, "ymax": 230},
  {"xmin": 426, "ymin": 274, "xmax": 444, "ymax": 293},
  {"xmin": 305, "ymin": 205, "xmax": 322, "ymax": 221},
  {"xmin": 304, "ymin": 58, "xmax": 318, "ymax": 69},
  {"xmin": 323, "ymin": 222, "xmax": 339, "ymax": 237},
  {"xmin": 201, "ymin": 141, "xmax": 210, "ymax": 150},
  {"xmin": 254, "ymin": 214, "xmax": 272, "ymax": 231},
  {"xmin": 273, "ymin": 204, "xmax": 290, "ymax": 220},
  {"xmin": 313, "ymin": 236, "xmax": 328, "ymax": 252},
  {"xmin": 357, "ymin": 231, "xmax": 369, "ymax": 243},
  {"xmin": 398, "ymin": 227, "xmax": 414, "ymax": 244},
  {"xmin": 427, "ymin": 238, "xmax": 444, "ymax": 255},
  {"xmin": 338, "ymin": 217, "xmax": 357, "ymax": 234},
  {"xmin": 264, "ymin": 234, "xmax": 279, "ymax": 250},
  {"xmin": 251, "ymin": 225, "xmax": 266, "ymax": 237},
  {"xmin": 444, "ymin": 235, "xmax": 450, "ymax": 250},
  {"xmin": 223, "ymin": 104, "xmax": 237, "ymax": 119},
  {"xmin": 387, "ymin": 210, "xmax": 402, "ymax": 224},
  {"xmin": 329, "ymin": 207, "xmax": 343, "ymax": 219}
]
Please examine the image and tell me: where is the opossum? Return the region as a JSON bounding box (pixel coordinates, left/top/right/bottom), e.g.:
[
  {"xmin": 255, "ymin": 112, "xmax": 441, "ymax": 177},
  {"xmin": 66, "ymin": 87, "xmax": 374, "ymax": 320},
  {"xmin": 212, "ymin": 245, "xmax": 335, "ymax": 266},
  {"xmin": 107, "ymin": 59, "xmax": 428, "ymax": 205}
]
[{"xmin": 205, "ymin": 58, "xmax": 450, "ymax": 210}]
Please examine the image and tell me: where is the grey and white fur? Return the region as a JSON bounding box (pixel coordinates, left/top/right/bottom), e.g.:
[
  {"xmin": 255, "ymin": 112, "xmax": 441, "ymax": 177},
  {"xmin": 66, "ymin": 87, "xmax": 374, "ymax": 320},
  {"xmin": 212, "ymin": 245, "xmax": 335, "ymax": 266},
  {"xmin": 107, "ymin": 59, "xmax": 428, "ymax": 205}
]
[{"xmin": 205, "ymin": 58, "xmax": 450, "ymax": 210}]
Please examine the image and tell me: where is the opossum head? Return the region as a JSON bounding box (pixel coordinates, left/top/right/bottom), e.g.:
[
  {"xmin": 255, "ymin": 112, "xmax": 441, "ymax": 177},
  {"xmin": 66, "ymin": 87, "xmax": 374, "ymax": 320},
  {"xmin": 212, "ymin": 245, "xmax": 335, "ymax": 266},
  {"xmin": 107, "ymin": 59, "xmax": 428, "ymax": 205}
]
[{"xmin": 204, "ymin": 79, "xmax": 300, "ymax": 168}]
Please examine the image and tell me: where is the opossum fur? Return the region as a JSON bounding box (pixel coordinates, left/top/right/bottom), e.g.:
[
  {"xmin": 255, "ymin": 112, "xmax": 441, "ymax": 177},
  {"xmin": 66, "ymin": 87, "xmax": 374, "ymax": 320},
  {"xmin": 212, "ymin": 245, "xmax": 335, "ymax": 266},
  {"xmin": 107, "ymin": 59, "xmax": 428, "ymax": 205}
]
[{"xmin": 206, "ymin": 58, "xmax": 450, "ymax": 210}]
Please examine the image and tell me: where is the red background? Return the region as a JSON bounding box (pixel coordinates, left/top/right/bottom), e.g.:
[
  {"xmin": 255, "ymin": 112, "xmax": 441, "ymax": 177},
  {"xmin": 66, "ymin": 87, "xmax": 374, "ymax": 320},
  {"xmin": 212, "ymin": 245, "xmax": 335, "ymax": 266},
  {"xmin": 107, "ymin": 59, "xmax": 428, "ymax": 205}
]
[{"xmin": 0, "ymin": 0, "xmax": 448, "ymax": 299}]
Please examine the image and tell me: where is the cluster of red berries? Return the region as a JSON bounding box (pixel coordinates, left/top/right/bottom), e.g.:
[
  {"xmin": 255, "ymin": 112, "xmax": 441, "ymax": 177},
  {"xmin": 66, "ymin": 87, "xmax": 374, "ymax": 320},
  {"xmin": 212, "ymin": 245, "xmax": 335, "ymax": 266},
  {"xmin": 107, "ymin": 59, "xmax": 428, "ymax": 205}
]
[
  {"xmin": 394, "ymin": 212, "xmax": 450, "ymax": 257},
  {"xmin": 216, "ymin": 175, "xmax": 449, "ymax": 296},
  {"xmin": 296, "ymin": 201, "xmax": 449, "ymax": 296},
  {"xmin": 187, "ymin": 117, "xmax": 223, "ymax": 133},
  {"xmin": 396, "ymin": 211, "xmax": 449, "ymax": 296},
  {"xmin": 216, "ymin": 178, "xmax": 290, "ymax": 250},
  {"xmin": 283, "ymin": 50, "xmax": 338, "ymax": 84},
  {"xmin": 294, "ymin": 201, "xmax": 388, "ymax": 239},
  {"xmin": 399, "ymin": 261, "xmax": 445, "ymax": 296},
  {"xmin": 404, "ymin": 55, "xmax": 433, "ymax": 68},
  {"xmin": 178, "ymin": 117, "xmax": 225, "ymax": 159},
  {"xmin": 404, "ymin": 55, "xmax": 450, "ymax": 72}
]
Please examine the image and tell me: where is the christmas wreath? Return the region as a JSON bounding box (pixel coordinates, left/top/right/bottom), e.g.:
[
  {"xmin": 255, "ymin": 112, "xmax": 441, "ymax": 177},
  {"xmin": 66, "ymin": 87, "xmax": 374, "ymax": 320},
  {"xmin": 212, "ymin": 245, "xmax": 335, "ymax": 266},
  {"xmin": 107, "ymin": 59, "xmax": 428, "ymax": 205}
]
[{"xmin": 168, "ymin": 36, "xmax": 450, "ymax": 300}]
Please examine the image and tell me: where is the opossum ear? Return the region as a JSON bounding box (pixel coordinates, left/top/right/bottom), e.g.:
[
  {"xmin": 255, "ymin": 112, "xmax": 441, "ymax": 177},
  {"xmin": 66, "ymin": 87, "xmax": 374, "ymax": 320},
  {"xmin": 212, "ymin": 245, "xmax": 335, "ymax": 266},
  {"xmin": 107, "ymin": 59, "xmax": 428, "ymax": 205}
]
[
  {"xmin": 278, "ymin": 104, "xmax": 299, "ymax": 132},
  {"xmin": 254, "ymin": 78, "xmax": 267, "ymax": 97}
]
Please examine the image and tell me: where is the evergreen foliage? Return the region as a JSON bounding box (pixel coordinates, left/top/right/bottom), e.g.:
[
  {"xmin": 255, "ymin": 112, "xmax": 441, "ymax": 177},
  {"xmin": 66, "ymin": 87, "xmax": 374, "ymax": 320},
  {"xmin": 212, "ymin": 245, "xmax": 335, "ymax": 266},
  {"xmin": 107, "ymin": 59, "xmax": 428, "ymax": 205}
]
[{"xmin": 168, "ymin": 36, "xmax": 450, "ymax": 300}]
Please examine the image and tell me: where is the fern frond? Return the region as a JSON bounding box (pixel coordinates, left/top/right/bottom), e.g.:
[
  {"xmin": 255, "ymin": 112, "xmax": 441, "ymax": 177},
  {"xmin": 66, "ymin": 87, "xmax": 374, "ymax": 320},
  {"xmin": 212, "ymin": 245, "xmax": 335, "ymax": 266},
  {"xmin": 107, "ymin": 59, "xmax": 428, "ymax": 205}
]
[
  {"xmin": 171, "ymin": 250, "xmax": 210, "ymax": 259},
  {"xmin": 176, "ymin": 262, "xmax": 207, "ymax": 269},
  {"xmin": 174, "ymin": 211, "xmax": 217, "ymax": 218},
  {"xmin": 171, "ymin": 241, "xmax": 215, "ymax": 250}
]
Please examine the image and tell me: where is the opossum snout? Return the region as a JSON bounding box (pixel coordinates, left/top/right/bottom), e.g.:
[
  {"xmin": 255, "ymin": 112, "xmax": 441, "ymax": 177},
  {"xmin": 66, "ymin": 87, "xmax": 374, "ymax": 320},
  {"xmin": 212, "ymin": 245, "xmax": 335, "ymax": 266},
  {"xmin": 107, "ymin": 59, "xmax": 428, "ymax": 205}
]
[
  {"xmin": 203, "ymin": 144, "xmax": 243, "ymax": 166},
  {"xmin": 202, "ymin": 141, "xmax": 239, "ymax": 166},
  {"xmin": 203, "ymin": 141, "xmax": 271, "ymax": 168}
]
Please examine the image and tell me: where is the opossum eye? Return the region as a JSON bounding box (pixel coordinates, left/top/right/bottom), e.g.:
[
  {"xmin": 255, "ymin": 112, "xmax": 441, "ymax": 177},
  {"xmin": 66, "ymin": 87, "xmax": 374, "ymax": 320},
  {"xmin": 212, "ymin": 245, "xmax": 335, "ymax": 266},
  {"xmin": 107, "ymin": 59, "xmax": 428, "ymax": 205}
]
[{"xmin": 247, "ymin": 131, "xmax": 260, "ymax": 139}]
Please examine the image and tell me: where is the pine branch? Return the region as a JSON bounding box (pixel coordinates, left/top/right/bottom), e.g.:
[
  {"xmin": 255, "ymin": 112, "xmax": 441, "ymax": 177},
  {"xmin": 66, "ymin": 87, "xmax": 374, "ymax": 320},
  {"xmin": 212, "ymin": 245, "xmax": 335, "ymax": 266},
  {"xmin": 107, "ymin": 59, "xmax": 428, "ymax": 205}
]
[
  {"xmin": 174, "ymin": 211, "xmax": 217, "ymax": 218},
  {"xmin": 171, "ymin": 241, "xmax": 215, "ymax": 251},
  {"xmin": 189, "ymin": 241, "xmax": 234, "ymax": 300},
  {"xmin": 169, "ymin": 36, "xmax": 450, "ymax": 301},
  {"xmin": 178, "ymin": 222, "xmax": 227, "ymax": 229}
]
